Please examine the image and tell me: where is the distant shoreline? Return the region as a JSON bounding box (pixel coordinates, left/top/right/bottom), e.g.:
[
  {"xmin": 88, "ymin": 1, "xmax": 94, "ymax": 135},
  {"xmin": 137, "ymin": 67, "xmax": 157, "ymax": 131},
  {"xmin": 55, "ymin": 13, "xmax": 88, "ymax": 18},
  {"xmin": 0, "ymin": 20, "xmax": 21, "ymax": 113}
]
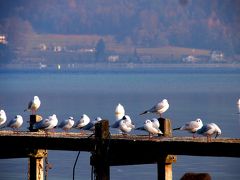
[{"xmin": 1, "ymin": 63, "xmax": 240, "ymax": 71}]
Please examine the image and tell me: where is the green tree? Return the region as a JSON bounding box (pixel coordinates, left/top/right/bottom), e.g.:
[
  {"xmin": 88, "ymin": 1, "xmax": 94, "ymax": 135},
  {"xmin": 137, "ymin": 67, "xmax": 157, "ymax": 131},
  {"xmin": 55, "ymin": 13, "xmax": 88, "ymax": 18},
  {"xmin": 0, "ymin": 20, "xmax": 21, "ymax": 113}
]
[{"xmin": 95, "ymin": 38, "xmax": 106, "ymax": 61}]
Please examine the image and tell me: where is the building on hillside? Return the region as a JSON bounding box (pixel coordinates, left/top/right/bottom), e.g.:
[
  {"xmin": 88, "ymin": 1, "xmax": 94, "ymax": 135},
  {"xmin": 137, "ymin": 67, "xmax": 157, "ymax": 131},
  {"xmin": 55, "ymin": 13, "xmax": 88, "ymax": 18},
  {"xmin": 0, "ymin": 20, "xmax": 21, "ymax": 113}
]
[
  {"xmin": 107, "ymin": 55, "xmax": 119, "ymax": 62},
  {"xmin": 182, "ymin": 55, "xmax": 200, "ymax": 63},
  {"xmin": 0, "ymin": 35, "xmax": 7, "ymax": 44},
  {"xmin": 210, "ymin": 51, "xmax": 224, "ymax": 62}
]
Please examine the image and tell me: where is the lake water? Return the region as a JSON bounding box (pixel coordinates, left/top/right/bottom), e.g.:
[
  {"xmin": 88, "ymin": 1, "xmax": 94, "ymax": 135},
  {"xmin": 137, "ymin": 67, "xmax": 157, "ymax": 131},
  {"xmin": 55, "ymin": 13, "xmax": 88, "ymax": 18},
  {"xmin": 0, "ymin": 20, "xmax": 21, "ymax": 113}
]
[{"xmin": 0, "ymin": 67, "xmax": 240, "ymax": 180}]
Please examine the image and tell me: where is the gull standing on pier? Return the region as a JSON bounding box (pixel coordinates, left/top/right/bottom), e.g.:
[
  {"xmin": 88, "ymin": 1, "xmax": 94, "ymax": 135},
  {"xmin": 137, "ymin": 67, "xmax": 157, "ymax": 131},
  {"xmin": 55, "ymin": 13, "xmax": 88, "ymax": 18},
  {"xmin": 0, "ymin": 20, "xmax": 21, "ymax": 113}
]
[
  {"xmin": 7, "ymin": 115, "xmax": 23, "ymax": 131},
  {"xmin": 111, "ymin": 103, "xmax": 125, "ymax": 128},
  {"xmin": 0, "ymin": 110, "xmax": 7, "ymax": 127},
  {"xmin": 118, "ymin": 115, "xmax": 135, "ymax": 135},
  {"xmin": 237, "ymin": 98, "xmax": 240, "ymax": 114},
  {"xmin": 83, "ymin": 117, "xmax": 102, "ymax": 131},
  {"xmin": 58, "ymin": 116, "xmax": 75, "ymax": 132},
  {"xmin": 24, "ymin": 96, "xmax": 41, "ymax": 114},
  {"xmin": 33, "ymin": 114, "xmax": 58, "ymax": 131},
  {"xmin": 75, "ymin": 114, "xmax": 91, "ymax": 132},
  {"xmin": 115, "ymin": 103, "xmax": 125, "ymax": 121},
  {"xmin": 197, "ymin": 123, "xmax": 221, "ymax": 142},
  {"xmin": 136, "ymin": 118, "xmax": 163, "ymax": 138},
  {"xmin": 173, "ymin": 118, "xmax": 203, "ymax": 138},
  {"xmin": 140, "ymin": 99, "xmax": 169, "ymax": 117}
]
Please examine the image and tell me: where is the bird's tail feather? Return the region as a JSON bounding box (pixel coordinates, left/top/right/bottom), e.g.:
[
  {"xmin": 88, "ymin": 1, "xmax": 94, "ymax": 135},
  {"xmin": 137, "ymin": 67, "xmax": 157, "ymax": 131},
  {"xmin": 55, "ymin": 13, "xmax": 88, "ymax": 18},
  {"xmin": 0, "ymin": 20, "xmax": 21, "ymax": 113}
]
[{"xmin": 139, "ymin": 111, "xmax": 148, "ymax": 115}]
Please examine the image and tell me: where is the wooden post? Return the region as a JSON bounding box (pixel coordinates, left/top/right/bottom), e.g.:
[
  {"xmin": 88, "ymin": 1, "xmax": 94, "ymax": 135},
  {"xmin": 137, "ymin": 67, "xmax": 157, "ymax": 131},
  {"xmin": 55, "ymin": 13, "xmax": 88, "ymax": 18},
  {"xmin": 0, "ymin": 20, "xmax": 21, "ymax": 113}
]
[
  {"xmin": 29, "ymin": 115, "xmax": 42, "ymax": 132},
  {"xmin": 28, "ymin": 149, "xmax": 47, "ymax": 180},
  {"xmin": 28, "ymin": 115, "xmax": 47, "ymax": 180},
  {"xmin": 157, "ymin": 118, "xmax": 176, "ymax": 180},
  {"xmin": 91, "ymin": 120, "xmax": 110, "ymax": 180},
  {"xmin": 158, "ymin": 118, "xmax": 172, "ymax": 137}
]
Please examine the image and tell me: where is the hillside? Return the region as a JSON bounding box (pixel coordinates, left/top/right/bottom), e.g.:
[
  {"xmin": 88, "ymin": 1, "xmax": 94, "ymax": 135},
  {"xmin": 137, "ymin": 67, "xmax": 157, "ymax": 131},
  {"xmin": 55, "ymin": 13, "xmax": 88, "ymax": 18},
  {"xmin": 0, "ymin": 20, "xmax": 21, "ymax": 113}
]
[{"xmin": 0, "ymin": 0, "xmax": 240, "ymax": 66}]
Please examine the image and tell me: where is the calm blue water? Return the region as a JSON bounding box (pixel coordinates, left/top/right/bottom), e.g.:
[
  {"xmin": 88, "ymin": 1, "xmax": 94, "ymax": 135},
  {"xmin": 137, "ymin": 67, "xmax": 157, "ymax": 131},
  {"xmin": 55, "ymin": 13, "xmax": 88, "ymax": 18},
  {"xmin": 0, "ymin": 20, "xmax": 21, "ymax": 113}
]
[{"xmin": 0, "ymin": 67, "xmax": 240, "ymax": 180}]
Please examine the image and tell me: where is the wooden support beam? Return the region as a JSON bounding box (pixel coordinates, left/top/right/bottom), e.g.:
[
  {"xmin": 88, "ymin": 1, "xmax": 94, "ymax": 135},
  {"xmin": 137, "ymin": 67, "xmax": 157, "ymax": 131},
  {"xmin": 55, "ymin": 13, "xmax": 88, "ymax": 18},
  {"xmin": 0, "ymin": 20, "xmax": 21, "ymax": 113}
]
[
  {"xmin": 157, "ymin": 118, "xmax": 176, "ymax": 180},
  {"xmin": 91, "ymin": 120, "xmax": 110, "ymax": 180},
  {"xmin": 28, "ymin": 149, "xmax": 47, "ymax": 180},
  {"xmin": 28, "ymin": 115, "xmax": 47, "ymax": 180}
]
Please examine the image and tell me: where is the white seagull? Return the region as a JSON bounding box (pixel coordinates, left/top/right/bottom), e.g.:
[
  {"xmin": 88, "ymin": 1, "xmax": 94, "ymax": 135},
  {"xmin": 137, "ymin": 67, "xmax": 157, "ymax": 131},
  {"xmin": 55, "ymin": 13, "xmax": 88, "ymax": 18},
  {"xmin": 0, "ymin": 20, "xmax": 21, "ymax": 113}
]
[
  {"xmin": 7, "ymin": 115, "xmax": 23, "ymax": 131},
  {"xmin": 0, "ymin": 109, "xmax": 7, "ymax": 127},
  {"xmin": 58, "ymin": 116, "xmax": 75, "ymax": 132},
  {"xmin": 197, "ymin": 123, "xmax": 221, "ymax": 142},
  {"xmin": 118, "ymin": 115, "xmax": 135, "ymax": 135},
  {"xmin": 82, "ymin": 117, "xmax": 102, "ymax": 131},
  {"xmin": 140, "ymin": 99, "xmax": 169, "ymax": 117},
  {"xmin": 24, "ymin": 96, "xmax": 41, "ymax": 114},
  {"xmin": 173, "ymin": 118, "xmax": 203, "ymax": 138},
  {"xmin": 115, "ymin": 103, "xmax": 125, "ymax": 121},
  {"xmin": 33, "ymin": 114, "xmax": 58, "ymax": 131},
  {"xmin": 75, "ymin": 114, "xmax": 91, "ymax": 132},
  {"xmin": 136, "ymin": 118, "xmax": 163, "ymax": 138}
]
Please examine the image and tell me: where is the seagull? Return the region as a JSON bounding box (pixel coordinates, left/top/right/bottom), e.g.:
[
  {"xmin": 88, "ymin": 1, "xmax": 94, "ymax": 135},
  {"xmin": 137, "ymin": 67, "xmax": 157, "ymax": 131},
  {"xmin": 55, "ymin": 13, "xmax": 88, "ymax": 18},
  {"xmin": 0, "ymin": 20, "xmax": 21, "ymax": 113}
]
[
  {"xmin": 24, "ymin": 96, "xmax": 41, "ymax": 114},
  {"xmin": 111, "ymin": 118, "xmax": 121, "ymax": 128},
  {"xmin": 115, "ymin": 103, "xmax": 125, "ymax": 121},
  {"xmin": 136, "ymin": 118, "xmax": 159, "ymax": 130},
  {"xmin": 33, "ymin": 114, "xmax": 58, "ymax": 132},
  {"xmin": 118, "ymin": 115, "xmax": 135, "ymax": 135},
  {"xmin": 140, "ymin": 99, "xmax": 169, "ymax": 117},
  {"xmin": 136, "ymin": 118, "xmax": 163, "ymax": 138},
  {"xmin": 58, "ymin": 117, "xmax": 75, "ymax": 132},
  {"xmin": 7, "ymin": 115, "xmax": 23, "ymax": 131},
  {"xmin": 111, "ymin": 114, "xmax": 131, "ymax": 128},
  {"xmin": 0, "ymin": 110, "xmax": 7, "ymax": 127},
  {"xmin": 82, "ymin": 117, "xmax": 102, "ymax": 131},
  {"xmin": 197, "ymin": 123, "xmax": 221, "ymax": 142},
  {"xmin": 173, "ymin": 118, "xmax": 203, "ymax": 138},
  {"xmin": 75, "ymin": 114, "xmax": 91, "ymax": 132},
  {"xmin": 237, "ymin": 99, "xmax": 240, "ymax": 114}
]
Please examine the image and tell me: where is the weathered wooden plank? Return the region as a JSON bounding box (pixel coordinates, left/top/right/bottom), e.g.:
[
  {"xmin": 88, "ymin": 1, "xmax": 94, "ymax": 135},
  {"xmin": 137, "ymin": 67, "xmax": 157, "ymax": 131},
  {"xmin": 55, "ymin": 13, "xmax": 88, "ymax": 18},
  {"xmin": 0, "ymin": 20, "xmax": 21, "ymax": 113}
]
[
  {"xmin": 0, "ymin": 131, "xmax": 95, "ymax": 158},
  {"xmin": 107, "ymin": 137, "xmax": 240, "ymax": 166},
  {"xmin": 0, "ymin": 131, "xmax": 240, "ymax": 160}
]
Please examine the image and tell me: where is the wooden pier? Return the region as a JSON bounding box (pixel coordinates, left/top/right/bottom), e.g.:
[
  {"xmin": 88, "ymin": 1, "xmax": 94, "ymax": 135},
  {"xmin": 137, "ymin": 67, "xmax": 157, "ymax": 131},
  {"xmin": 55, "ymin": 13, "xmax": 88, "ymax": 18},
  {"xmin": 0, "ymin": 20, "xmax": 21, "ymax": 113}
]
[{"xmin": 0, "ymin": 116, "xmax": 240, "ymax": 180}]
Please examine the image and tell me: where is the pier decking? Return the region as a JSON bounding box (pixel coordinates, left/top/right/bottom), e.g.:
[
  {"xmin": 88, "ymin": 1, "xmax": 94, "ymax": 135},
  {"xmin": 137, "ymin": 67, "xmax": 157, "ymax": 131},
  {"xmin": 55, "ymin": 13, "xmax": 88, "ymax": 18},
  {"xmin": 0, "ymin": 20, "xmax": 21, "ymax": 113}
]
[{"xmin": 0, "ymin": 117, "xmax": 240, "ymax": 180}]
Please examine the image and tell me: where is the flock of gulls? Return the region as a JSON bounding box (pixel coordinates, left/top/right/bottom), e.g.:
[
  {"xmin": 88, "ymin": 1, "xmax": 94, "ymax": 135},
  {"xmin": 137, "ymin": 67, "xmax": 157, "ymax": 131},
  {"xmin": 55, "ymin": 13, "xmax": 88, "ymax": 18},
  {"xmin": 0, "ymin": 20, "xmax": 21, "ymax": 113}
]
[{"xmin": 0, "ymin": 95, "xmax": 224, "ymax": 142}]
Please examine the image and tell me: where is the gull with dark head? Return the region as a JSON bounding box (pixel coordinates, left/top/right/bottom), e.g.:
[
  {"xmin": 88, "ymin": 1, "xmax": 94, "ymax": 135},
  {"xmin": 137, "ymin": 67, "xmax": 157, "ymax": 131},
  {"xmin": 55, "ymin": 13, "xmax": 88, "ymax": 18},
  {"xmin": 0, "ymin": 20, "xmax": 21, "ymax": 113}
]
[
  {"xmin": 140, "ymin": 99, "xmax": 169, "ymax": 117},
  {"xmin": 118, "ymin": 115, "xmax": 135, "ymax": 135},
  {"xmin": 24, "ymin": 96, "xmax": 41, "ymax": 114},
  {"xmin": 173, "ymin": 118, "xmax": 203, "ymax": 138}
]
